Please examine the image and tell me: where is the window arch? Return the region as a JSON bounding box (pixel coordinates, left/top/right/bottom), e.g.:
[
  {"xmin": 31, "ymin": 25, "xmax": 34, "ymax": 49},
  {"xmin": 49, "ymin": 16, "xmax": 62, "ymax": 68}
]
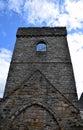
[{"xmin": 36, "ymin": 41, "xmax": 47, "ymax": 52}]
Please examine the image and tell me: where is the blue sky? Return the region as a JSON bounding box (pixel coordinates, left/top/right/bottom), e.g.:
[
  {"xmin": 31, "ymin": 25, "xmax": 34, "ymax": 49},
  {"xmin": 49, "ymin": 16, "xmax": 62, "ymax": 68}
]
[{"xmin": 0, "ymin": 0, "xmax": 83, "ymax": 99}]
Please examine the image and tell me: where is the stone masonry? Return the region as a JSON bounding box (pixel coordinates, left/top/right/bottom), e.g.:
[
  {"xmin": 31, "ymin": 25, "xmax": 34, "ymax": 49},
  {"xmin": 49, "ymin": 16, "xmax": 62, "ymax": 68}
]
[
  {"xmin": 78, "ymin": 93, "xmax": 83, "ymax": 119},
  {"xmin": 0, "ymin": 27, "xmax": 83, "ymax": 130}
]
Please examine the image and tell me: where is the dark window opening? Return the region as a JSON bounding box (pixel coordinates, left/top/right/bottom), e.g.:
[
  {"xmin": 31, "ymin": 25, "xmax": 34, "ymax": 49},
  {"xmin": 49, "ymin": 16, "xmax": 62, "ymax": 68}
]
[{"xmin": 36, "ymin": 42, "xmax": 46, "ymax": 52}]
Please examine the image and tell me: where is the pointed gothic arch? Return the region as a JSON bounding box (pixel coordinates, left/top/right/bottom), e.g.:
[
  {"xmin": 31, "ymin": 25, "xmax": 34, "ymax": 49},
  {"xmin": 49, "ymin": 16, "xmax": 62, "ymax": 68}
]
[{"xmin": 9, "ymin": 101, "xmax": 61, "ymax": 130}]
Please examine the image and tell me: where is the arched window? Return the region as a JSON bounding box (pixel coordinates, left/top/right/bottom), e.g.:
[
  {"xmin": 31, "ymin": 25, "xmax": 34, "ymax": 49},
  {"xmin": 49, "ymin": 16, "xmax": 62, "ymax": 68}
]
[{"xmin": 36, "ymin": 42, "xmax": 46, "ymax": 52}]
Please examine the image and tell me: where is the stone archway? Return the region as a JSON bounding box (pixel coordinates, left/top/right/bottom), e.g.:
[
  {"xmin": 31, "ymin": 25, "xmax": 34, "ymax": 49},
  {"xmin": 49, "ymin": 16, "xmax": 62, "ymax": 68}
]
[{"xmin": 9, "ymin": 103, "xmax": 61, "ymax": 130}]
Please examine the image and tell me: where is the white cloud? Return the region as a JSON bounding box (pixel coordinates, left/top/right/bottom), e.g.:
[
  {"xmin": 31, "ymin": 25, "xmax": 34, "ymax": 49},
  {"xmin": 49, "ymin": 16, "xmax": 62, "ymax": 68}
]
[
  {"xmin": 8, "ymin": 0, "xmax": 24, "ymax": 14},
  {"xmin": 63, "ymin": 0, "xmax": 83, "ymax": 30},
  {"xmin": 22, "ymin": 0, "xmax": 83, "ymax": 30},
  {"xmin": 23, "ymin": 0, "xmax": 59, "ymax": 26},
  {"xmin": 68, "ymin": 32, "xmax": 83, "ymax": 53},
  {"xmin": 0, "ymin": 48, "xmax": 12, "ymax": 97},
  {"xmin": 67, "ymin": 32, "xmax": 83, "ymax": 99},
  {"xmin": 1, "ymin": 0, "xmax": 83, "ymax": 30}
]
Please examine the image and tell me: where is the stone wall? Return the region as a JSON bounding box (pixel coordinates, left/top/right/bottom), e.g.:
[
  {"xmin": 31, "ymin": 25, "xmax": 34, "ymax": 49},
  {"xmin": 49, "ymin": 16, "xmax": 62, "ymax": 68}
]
[
  {"xmin": 0, "ymin": 70, "xmax": 82, "ymax": 129},
  {"xmin": 0, "ymin": 27, "xmax": 82, "ymax": 130},
  {"xmin": 4, "ymin": 27, "xmax": 77, "ymax": 104}
]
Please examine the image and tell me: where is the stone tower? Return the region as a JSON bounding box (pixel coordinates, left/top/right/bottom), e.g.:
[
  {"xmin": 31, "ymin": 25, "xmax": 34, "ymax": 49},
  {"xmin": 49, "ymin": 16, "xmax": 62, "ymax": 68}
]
[{"xmin": 0, "ymin": 27, "xmax": 83, "ymax": 130}]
